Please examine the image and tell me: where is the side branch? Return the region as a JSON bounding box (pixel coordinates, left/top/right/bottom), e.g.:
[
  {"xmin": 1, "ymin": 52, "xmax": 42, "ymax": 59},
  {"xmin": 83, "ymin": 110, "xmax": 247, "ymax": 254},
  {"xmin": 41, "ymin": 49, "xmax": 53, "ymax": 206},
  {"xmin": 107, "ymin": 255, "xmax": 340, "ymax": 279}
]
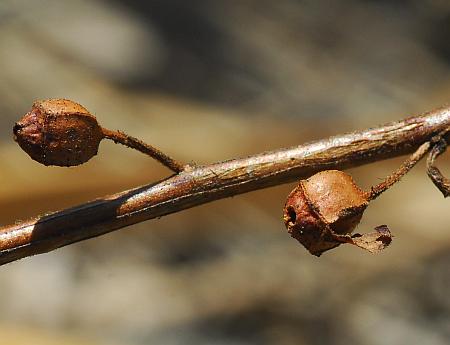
[{"xmin": 1, "ymin": 106, "xmax": 449, "ymax": 265}]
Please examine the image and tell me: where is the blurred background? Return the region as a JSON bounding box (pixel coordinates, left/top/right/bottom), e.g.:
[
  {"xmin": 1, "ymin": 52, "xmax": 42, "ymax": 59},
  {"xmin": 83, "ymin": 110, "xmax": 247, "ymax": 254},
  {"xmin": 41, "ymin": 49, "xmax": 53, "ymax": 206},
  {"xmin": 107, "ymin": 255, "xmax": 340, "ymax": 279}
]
[{"xmin": 0, "ymin": 0, "xmax": 449, "ymax": 344}]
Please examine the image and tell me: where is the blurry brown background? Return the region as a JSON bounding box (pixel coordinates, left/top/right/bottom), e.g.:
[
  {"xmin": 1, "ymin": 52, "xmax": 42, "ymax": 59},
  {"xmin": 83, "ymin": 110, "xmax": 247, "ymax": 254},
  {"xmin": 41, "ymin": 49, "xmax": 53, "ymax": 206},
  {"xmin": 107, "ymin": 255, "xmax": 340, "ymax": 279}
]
[{"xmin": 0, "ymin": 1, "xmax": 449, "ymax": 344}]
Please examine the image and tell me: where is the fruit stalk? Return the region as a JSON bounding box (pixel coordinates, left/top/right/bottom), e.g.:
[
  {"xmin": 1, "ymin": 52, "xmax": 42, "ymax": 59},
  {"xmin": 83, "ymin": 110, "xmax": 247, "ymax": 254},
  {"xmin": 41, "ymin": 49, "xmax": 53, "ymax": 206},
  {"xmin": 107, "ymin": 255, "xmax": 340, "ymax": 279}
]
[{"xmin": 101, "ymin": 128, "xmax": 184, "ymax": 173}]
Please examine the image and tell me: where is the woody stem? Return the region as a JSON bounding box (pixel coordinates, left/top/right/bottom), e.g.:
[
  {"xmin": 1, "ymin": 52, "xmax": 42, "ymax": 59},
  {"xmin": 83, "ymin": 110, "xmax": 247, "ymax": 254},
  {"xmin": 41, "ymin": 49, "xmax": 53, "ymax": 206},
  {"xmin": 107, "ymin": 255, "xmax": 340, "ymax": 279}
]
[{"xmin": 1, "ymin": 106, "xmax": 449, "ymax": 266}]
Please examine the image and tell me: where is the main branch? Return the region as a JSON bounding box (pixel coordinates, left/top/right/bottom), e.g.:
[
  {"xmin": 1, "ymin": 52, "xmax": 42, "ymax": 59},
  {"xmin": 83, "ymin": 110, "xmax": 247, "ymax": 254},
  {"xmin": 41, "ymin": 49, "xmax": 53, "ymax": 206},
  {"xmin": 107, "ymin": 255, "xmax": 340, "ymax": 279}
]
[{"xmin": 1, "ymin": 106, "xmax": 449, "ymax": 265}]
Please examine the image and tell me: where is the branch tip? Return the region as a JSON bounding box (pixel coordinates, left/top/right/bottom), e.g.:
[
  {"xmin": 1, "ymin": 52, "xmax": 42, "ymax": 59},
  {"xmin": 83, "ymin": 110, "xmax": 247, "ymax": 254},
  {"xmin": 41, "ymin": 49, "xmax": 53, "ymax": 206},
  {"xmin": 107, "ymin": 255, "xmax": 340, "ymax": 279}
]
[{"xmin": 427, "ymin": 137, "xmax": 450, "ymax": 198}]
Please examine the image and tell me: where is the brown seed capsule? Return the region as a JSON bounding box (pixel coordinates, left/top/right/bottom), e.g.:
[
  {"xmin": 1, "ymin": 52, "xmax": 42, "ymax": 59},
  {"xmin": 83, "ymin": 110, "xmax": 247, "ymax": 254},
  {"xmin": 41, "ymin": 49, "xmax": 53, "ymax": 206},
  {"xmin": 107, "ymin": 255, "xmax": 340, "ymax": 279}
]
[
  {"xmin": 283, "ymin": 140, "xmax": 436, "ymax": 256},
  {"xmin": 283, "ymin": 170, "xmax": 370, "ymax": 256},
  {"xmin": 14, "ymin": 99, "xmax": 185, "ymax": 172},
  {"xmin": 13, "ymin": 99, "xmax": 103, "ymax": 166}
]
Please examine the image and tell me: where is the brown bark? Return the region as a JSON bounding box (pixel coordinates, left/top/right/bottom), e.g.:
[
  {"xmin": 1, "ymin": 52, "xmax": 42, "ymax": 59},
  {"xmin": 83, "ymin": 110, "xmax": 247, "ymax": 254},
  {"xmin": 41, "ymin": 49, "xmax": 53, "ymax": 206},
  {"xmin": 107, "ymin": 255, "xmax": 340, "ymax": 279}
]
[{"xmin": 1, "ymin": 106, "xmax": 449, "ymax": 265}]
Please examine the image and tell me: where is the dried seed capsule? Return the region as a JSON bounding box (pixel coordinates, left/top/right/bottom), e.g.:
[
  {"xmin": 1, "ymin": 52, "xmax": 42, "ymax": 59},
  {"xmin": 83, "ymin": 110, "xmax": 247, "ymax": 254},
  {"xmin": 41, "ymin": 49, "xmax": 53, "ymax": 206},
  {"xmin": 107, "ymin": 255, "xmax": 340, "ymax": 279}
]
[
  {"xmin": 282, "ymin": 140, "xmax": 436, "ymax": 256},
  {"xmin": 13, "ymin": 99, "xmax": 103, "ymax": 166},
  {"xmin": 284, "ymin": 170, "xmax": 368, "ymax": 255},
  {"xmin": 14, "ymin": 99, "xmax": 184, "ymax": 172},
  {"xmin": 301, "ymin": 170, "xmax": 368, "ymax": 234}
]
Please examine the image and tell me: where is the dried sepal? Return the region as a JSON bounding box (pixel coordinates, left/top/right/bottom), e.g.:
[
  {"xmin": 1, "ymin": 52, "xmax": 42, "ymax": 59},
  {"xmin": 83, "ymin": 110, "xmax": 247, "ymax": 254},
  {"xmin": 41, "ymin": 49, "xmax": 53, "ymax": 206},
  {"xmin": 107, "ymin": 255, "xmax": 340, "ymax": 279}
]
[
  {"xmin": 283, "ymin": 170, "xmax": 392, "ymax": 256},
  {"xmin": 330, "ymin": 224, "xmax": 392, "ymax": 254},
  {"xmin": 348, "ymin": 225, "xmax": 392, "ymax": 253}
]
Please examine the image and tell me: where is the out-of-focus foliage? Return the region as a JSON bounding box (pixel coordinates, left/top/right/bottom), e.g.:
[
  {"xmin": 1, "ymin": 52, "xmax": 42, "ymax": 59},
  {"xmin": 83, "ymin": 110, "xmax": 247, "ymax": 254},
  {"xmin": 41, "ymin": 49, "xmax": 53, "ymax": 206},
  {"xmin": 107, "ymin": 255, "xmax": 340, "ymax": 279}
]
[{"xmin": 0, "ymin": 1, "xmax": 449, "ymax": 344}]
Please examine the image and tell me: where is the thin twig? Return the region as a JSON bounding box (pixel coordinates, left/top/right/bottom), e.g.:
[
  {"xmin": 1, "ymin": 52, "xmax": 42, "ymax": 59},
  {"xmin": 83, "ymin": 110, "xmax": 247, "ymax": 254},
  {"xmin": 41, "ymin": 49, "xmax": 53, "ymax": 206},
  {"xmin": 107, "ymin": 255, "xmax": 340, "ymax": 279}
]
[
  {"xmin": 367, "ymin": 141, "xmax": 432, "ymax": 200},
  {"xmin": 1, "ymin": 106, "xmax": 449, "ymax": 265},
  {"xmin": 427, "ymin": 137, "xmax": 450, "ymax": 197},
  {"xmin": 102, "ymin": 128, "xmax": 185, "ymax": 173}
]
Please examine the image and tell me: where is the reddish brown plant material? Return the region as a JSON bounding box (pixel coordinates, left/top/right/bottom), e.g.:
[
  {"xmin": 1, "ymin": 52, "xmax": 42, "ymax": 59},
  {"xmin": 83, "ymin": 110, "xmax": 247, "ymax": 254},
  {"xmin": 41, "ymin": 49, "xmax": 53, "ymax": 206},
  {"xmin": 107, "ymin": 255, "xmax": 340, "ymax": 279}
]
[
  {"xmin": 283, "ymin": 170, "xmax": 390, "ymax": 256},
  {"xmin": 1, "ymin": 104, "xmax": 449, "ymax": 265},
  {"xmin": 282, "ymin": 138, "xmax": 444, "ymax": 256},
  {"xmin": 13, "ymin": 99, "xmax": 184, "ymax": 172},
  {"xmin": 13, "ymin": 99, "xmax": 103, "ymax": 166}
]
